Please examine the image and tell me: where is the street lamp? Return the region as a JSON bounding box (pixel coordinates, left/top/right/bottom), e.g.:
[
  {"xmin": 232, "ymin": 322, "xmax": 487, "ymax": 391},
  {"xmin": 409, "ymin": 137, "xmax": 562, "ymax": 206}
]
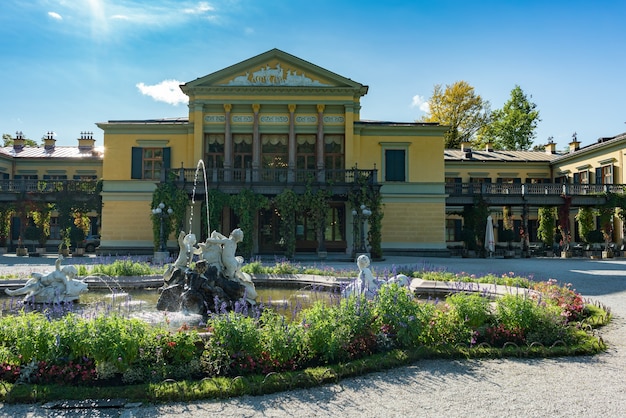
[
  {"xmin": 152, "ymin": 202, "xmax": 173, "ymax": 252},
  {"xmin": 352, "ymin": 204, "xmax": 372, "ymax": 258}
]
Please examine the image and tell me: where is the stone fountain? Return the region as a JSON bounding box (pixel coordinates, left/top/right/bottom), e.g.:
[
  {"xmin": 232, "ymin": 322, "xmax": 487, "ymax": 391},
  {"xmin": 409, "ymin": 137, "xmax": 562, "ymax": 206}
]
[
  {"xmin": 155, "ymin": 161, "xmax": 258, "ymax": 316},
  {"xmin": 4, "ymin": 255, "xmax": 89, "ymax": 303}
]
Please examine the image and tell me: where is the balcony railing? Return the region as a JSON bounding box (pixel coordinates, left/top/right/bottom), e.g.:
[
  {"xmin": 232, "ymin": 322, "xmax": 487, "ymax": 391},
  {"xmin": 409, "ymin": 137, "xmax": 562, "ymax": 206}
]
[
  {"xmin": 0, "ymin": 180, "xmax": 99, "ymax": 194},
  {"xmin": 446, "ymin": 182, "xmax": 626, "ymax": 197},
  {"xmin": 166, "ymin": 167, "xmax": 378, "ymax": 186}
]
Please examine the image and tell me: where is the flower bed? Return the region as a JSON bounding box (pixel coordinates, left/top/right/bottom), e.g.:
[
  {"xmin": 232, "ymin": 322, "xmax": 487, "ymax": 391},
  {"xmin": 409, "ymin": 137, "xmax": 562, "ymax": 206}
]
[{"xmin": 0, "ymin": 266, "xmax": 611, "ymax": 402}]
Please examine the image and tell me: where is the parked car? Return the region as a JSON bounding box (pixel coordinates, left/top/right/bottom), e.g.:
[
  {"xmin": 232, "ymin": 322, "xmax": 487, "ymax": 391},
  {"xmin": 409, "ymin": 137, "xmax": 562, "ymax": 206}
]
[{"xmin": 83, "ymin": 234, "xmax": 100, "ymax": 252}]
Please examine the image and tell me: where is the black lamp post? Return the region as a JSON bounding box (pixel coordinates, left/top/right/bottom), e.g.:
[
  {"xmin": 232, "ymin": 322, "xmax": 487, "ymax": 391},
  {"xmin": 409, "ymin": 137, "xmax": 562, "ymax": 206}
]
[
  {"xmin": 352, "ymin": 204, "xmax": 372, "ymax": 257},
  {"xmin": 152, "ymin": 202, "xmax": 173, "ymax": 252}
]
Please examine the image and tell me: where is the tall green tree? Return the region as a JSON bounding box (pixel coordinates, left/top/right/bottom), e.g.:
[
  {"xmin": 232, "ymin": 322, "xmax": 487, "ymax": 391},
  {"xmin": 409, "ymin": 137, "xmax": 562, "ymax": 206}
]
[
  {"xmin": 421, "ymin": 81, "xmax": 491, "ymax": 149},
  {"xmin": 477, "ymin": 85, "xmax": 540, "ymax": 150}
]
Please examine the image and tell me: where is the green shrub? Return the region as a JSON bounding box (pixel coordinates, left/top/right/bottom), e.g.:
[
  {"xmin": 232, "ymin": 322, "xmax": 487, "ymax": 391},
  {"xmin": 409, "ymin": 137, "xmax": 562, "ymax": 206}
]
[
  {"xmin": 77, "ymin": 259, "xmax": 158, "ymax": 277},
  {"xmin": 202, "ymin": 313, "xmax": 262, "ymax": 376},
  {"xmin": 374, "ymin": 284, "xmax": 434, "ymax": 348},
  {"xmin": 301, "ymin": 296, "xmax": 376, "ymax": 363},
  {"xmin": 446, "ymin": 292, "xmax": 493, "ymax": 329},
  {"xmin": 258, "ymin": 309, "xmax": 308, "ymax": 370}
]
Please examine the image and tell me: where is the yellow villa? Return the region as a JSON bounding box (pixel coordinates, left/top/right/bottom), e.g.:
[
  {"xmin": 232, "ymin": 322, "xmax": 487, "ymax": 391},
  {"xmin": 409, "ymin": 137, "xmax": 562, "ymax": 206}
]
[
  {"xmin": 2, "ymin": 49, "xmax": 625, "ymax": 258},
  {"xmin": 96, "ymin": 49, "xmax": 449, "ymax": 257}
]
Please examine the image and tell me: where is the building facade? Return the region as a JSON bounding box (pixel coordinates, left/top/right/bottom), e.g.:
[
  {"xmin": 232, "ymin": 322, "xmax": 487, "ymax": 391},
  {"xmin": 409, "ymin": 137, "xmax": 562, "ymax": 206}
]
[
  {"xmin": 97, "ymin": 49, "xmax": 449, "ymax": 256},
  {"xmin": 3, "ymin": 49, "xmax": 624, "ymax": 257}
]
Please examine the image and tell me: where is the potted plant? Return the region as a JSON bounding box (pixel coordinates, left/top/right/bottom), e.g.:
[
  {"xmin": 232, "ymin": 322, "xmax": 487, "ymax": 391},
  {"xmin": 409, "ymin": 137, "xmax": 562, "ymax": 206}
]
[
  {"xmin": 15, "ymin": 236, "xmax": 28, "ymax": 256},
  {"xmin": 537, "ymin": 207, "xmax": 556, "ymax": 256},
  {"xmin": 36, "ymin": 227, "xmax": 48, "ymax": 255},
  {"xmin": 24, "ymin": 225, "xmax": 41, "ymax": 256},
  {"xmin": 500, "ymin": 228, "xmax": 516, "ymax": 258},
  {"xmin": 58, "ymin": 227, "xmax": 71, "ymax": 256},
  {"xmin": 597, "ymin": 205, "xmax": 615, "ymax": 259},
  {"xmin": 69, "ymin": 226, "xmax": 86, "ymax": 257}
]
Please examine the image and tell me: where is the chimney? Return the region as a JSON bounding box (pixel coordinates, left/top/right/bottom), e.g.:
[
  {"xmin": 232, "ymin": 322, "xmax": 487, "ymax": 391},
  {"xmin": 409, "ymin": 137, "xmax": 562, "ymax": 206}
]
[
  {"xmin": 43, "ymin": 131, "xmax": 56, "ymax": 150},
  {"xmin": 461, "ymin": 141, "xmax": 472, "ymax": 159},
  {"xmin": 545, "ymin": 137, "xmax": 556, "ymax": 154},
  {"xmin": 569, "ymin": 132, "xmax": 580, "ymax": 153},
  {"xmin": 13, "ymin": 131, "xmax": 25, "ymax": 151},
  {"xmin": 78, "ymin": 131, "xmax": 95, "ymax": 151}
]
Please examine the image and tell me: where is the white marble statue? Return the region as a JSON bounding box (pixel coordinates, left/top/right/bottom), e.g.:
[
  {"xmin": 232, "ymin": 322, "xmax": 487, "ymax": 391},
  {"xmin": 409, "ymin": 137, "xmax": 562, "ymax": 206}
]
[
  {"xmin": 202, "ymin": 228, "xmax": 257, "ymax": 303},
  {"xmin": 342, "ymin": 254, "xmax": 410, "ymax": 299},
  {"xmin": 204, "ymin": 228, "xmax": 244, "ymax": 280},
  {"xmin": 194, "ymin": 230, "xmax": 225, "ymax": 272},
  {"xmin": 4, "ymin": 256, "xmax": 88, "ymax": 303}
]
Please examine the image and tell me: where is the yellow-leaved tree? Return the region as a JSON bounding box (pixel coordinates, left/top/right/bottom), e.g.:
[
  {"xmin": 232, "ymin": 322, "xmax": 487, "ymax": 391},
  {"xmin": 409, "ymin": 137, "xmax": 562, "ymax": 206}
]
[{"xmin": 420, "ymin": 81, "xmax": 491, "ymax": 149}]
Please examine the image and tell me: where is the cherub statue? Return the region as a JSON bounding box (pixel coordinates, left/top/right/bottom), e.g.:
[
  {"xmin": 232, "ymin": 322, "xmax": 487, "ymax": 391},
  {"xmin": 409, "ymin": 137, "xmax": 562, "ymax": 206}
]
[
  {"xmin": 194, "ymin": 230, "xmax": 225, "ymax": 272},
  {"xmin": 342, "ymin": 254, "xmax": 410, "ymax": 299},
  {"xmin": 5, "ymin": 256, "xmax": 87, "ymax": 303},
  {"xmin": 204, "ymin": 228, "xmax": 244, "ymax": 280}
]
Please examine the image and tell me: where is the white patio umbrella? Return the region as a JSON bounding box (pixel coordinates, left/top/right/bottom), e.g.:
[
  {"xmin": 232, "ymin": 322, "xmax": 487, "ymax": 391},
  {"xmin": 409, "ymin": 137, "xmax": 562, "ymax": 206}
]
[{"xmin": 485, "ymin": 215, "xmax": 495, "ymax": 256}]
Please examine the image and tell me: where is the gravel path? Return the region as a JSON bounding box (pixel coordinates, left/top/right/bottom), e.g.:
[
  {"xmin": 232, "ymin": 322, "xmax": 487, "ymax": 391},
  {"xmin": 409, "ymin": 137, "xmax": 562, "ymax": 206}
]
[{"xmin": 0, "ymin": 255, "xmax": 625, "ymax": 417}]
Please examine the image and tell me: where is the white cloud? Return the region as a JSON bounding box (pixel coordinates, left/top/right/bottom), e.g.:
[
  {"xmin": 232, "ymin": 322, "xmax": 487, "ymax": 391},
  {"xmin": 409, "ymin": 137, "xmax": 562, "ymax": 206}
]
[
  {"xmin": 44, "ymin": 1, "xmax": 222, "ymax": 39},
  {"xmin": 411, "ymin": 94, "xmax": 430, "ymax": 114},
  {"xmin": 184, "ymin": 2, "xmax": 215, "ymax": 14},
  {"xmin": 136, "ymin": 80, "xmax": 189, "ymax": 106}
]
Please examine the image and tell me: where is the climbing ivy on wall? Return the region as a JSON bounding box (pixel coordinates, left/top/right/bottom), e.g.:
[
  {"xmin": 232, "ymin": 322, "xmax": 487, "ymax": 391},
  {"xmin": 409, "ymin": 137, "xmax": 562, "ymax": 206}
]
[
  {"xmin": 460, "ymin": 197, "xmax": 489, "ymax": 253},
  {"xmin": 273, "ymin": 188, "xmax": 300, "ymax": 259},
  {"xmin": 229, "ymin": 188, "xmax": 269, "ymax": 258},
  {"xmin": 301, "ymin": 183, "xmax": 331, "ymax": 253},
  {"xmin": 151, "ymin": 181, "xmax": 189, "ymax": 251},
  {"xmin": 347, "ymin": 174, "xmax": 384, "ymax": 259},
  {"xmin": 537, "ymin": 206, "xmax": 557, "ymax": 248},
  {"xmin": 576, "ymin": 207, "xmax": 594, "ymax": 243},
  {"xmin": 204, "ymin": 189, "xmax": 230, "ymax": 238},
  {"xmin": 0, "ymin": 202, "xmax": 13, "ymax": 247}
]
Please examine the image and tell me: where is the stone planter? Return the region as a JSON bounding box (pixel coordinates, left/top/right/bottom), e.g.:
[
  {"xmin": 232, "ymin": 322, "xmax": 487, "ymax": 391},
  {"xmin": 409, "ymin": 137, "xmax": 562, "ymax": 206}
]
[
  {"xmin": 0, "ymin": 247, "xmax": 7, "ymax": 254},
  {"xmin": 16, "ymin": 248, "xmax": 28, "ymax": 257},
  {"xmin": 72, "ymin": 248, "xmax": 85, "ymax": 257},
  {"xmin": 59, "ymin": 248, "xmax": 70, "ymax": 257},
  {"xmin": 561, "ymin": 251, "xmax": 572, "ymax": 258},
  {"xmin": 602, "ymin": 250, "xmax": 614, "ymax": 259}
]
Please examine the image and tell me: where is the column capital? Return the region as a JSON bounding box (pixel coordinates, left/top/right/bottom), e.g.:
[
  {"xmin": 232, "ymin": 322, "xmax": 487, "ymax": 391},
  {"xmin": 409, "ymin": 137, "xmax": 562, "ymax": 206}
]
[
  {"xmin": 317, "ymin": 104, "xmax": 325, "ymax": 113},
  {"xmin": 288, "ymin": 104, "xmax": 297, "ymax": 113},
  {"xmin": 252, "ymin": 104, "xmax": 261, "ymax": 113},
  {"xmin": 223, "ymin": 103, "xmax": 232, "ymax": 113}
]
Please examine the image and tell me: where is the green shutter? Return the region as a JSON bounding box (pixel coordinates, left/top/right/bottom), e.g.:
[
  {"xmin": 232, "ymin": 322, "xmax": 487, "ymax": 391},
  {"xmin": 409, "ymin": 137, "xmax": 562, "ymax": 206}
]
[
  {"xmin": 385, "ymin": 150, "xmax": 405, "ymax": 181},
  {"xmin": 131, "ymin": 147, "xmax": 142, "ymax": 179},
  {"xmin": 163, "ymin": 147, "xmax": 171, "ymax": 170}
]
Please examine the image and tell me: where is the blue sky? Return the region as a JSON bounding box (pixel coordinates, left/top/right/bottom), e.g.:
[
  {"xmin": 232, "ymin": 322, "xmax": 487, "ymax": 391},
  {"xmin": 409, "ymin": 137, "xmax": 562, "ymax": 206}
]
[{"xmin": 1, "ymin": 0, "xmax": 625, "ymax": 151}]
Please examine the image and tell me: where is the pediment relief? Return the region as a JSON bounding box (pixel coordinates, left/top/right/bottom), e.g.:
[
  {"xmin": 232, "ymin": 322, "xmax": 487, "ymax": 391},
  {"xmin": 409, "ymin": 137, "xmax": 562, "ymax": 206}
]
[
  {"xmin": 183, "ymin": 49, "xmax": 367, "ymax": 93},
  {"xmin": 218, "ymin": 61, "xmax": 332, "ymax": 87}
]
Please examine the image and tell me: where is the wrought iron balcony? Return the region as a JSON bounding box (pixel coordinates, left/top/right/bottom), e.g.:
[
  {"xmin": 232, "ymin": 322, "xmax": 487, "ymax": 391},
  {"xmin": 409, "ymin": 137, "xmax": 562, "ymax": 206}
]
[
  {"xmin": 0, "ymin": 179, "xmax": 99, "ymax": 194},
  {"xmin": 165, "ymin": 167, "xmax": 378, "ymax": 195},
  {"xmin": 445, "ymin": 182, "xmax": 626, "ymax": 196},
  {"xmin": 445, "ymin": 182, "xmax": 626, "ymax": 206}
]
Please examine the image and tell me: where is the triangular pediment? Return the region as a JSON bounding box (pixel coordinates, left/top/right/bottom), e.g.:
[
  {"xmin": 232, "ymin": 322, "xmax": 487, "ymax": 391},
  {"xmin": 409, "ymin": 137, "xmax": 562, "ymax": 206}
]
[{"xmin": 182, "ymin": 49, "xmax": 367, "ymax": 93}]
